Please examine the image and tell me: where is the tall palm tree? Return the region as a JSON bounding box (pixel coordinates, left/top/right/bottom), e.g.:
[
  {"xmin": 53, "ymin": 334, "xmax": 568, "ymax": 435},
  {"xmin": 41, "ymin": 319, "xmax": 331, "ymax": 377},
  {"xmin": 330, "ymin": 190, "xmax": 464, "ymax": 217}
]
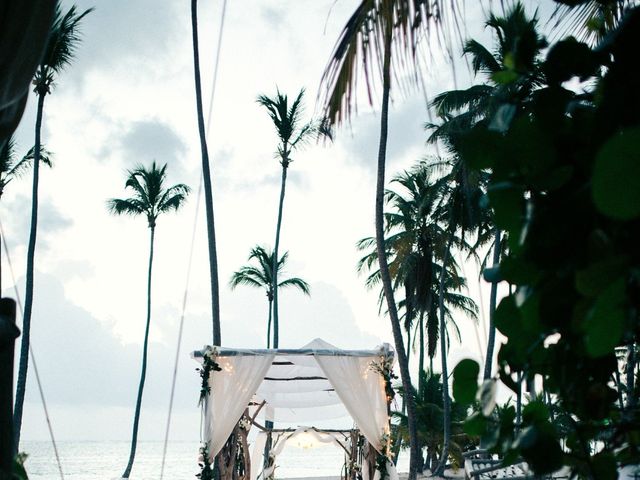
[
  {"xmin": 191, "ymin": 0, "xmax": 221, "ymax": 345},
  {"xmin": 427, "ymin": 3, "xmax": 545, "ymax": 383},
  {"xmin": 257, "ymin": 88, "xmax": 317, "ymax": 349},
  {"xmin": 230, "ymin": 245, "xmax": 310, "ymax": 348},
  {"xmin": 13, "ymin": 3, "xmax": 91, "ymax": 448},
  {"xmin": 108, "ymin": 161, "xmax": 190, "ymax": 479},
  {"xmin": 320, "ymin": 3, "xmax": 442, "ymax": 474}
]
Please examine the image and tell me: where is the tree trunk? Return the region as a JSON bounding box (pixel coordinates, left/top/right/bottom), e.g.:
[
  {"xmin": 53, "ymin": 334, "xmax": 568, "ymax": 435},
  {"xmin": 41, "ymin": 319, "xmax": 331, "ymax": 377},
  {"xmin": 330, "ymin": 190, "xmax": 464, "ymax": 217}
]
[
  {"xmin": 13, "ymin": 92, "xmax": 45, "ymax": 449},
  {"xmin": 434, "ymin": 230, "xmax": 455, "ymax": 476},
  {"xmin": 418, "ymin": 310, "xmax": 425, "ymax": 395},
  {"xmin": 121, "ymin": 226, "xmax": 155, "ymax": 478},
  {"xmin": 375, "ymin": 19, "xmax": 418, "ymax": 480},
  {"xmin": 627, "ymin": 343, "xmax": 636, "ymax": 408},
  {"xmin": 191, "ymin": 0, "xmax": 221, "ymax": 346},
  {"xmin": 266, "ymin": 297, "xmax": 273, "ymax": 349},
  {"xmin": 483, "ymin": 228, "xmax": 502, "ymax": 380},
  {"xmin": 271, "ymin": 164, "xmax": 288, "ymax": 349},
  {"xmin": 1, "ymin": 299, "xmax": 18, "ymax": 471}
]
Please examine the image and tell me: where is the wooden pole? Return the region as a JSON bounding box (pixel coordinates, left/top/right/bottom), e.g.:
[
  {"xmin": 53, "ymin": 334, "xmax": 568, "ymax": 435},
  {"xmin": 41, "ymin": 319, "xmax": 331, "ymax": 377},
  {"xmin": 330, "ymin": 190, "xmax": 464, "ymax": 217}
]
[{"xmin": 0, "ymin": 298, "xmax": 18, "ymax": 475}]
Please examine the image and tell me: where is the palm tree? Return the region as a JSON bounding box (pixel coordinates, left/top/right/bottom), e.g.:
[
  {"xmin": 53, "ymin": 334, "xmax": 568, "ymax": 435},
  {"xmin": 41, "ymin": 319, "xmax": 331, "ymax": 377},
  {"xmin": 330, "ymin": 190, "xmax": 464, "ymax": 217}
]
[
  {"xmin": 320, "ymin": 4, "xmax": 442, "ymax": 474},
  {"xmin": 257, "ymin": 88, "xmax": 317, "ymax": 349},
  {"xmin": 229, "ymin": 245, "xmax": 310, "ymax": 348},
  {"xmin": 427, "ymin": 3, "xmax": 546, "ymax": 383},
  {"xmin": 190, "ymin": 0, "xmax": 221, "ymax": 345},
  {"xmin": 12, "ymin": 3, "xmax": 91, "ymax": 448},
  {"xmin": 107, "ymin": 161, "xmax": 190, "ymax": 479},
  {"xmin": 0, "ymin": 138, "xmax": 51, "ymax": 292}
]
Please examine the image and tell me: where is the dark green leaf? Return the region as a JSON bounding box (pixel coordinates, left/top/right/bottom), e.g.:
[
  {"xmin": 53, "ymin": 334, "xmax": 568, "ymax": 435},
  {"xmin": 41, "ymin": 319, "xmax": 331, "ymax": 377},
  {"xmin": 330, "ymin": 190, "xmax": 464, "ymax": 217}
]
[
  {"xmin": 592, "ymin": 453, "xmax": 617, "ymax": 480},
  {"xmin": 494, "ymin": 295, "xmax": 521, "ymax": 338},
  {"xmin": 575, "ymin": 255, "xmax": 629, "ymax": 297},
  {"xmin": 592, "ymin": 127, "xmax": 640, "ymax": 220},
  {"xmin": 487, "ymin": 182, "xmax": 524, "ymax": 234},
  {"xmin": 452, "ymin": 359, "xmax": 480, "ymax": 405},
  {"xmin": 464, "ymin": 412, "xmax": 487, "ymax": 436},
  {"xmin": 583, "ymin": 278, "xmax": 625, "ymax": 357}
]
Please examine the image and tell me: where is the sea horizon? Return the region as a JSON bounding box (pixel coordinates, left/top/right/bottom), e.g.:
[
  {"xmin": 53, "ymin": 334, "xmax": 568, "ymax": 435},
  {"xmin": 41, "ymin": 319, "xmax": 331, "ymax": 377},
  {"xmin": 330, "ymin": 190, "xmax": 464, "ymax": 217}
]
[{"xmin": 22, "ymin": 440, "xmax": 410, "ymax": 480}]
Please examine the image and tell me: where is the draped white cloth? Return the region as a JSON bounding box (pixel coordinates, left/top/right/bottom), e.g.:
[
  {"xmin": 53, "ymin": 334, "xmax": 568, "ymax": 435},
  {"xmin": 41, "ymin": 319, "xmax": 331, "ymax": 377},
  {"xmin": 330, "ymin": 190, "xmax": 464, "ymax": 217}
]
[
  {"xmin": 204, "ymin": 352, "xmax": 275, "ymax": 458},
  {"xmin": 250, "ymin": 432, "xmax": 268, "ymax": 480},
  {"xmin": 313, "ymin": 350, "xmax": 389, "ymax": 451}
]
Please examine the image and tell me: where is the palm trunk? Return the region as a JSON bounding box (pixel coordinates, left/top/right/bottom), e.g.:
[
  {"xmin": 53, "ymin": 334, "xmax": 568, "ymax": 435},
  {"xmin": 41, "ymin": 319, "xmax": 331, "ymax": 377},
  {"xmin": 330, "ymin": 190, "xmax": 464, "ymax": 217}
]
[
  {"xmin": 271, "ymin": 164, "xmax": 288, "ymax": 349},
  {"xmin": 122, "ymin": 226, "xmax": 155, "ymax": 478},
  {"xmin": 627, "ymin": 343, "xmax": 636, "ymax": 408},
  {"xmin": 375, "ymin": 20, "xmax": 418, "ymax": 480},
  {"xmin": 483, "ymin": 228, "xmax": 502, "ymax": 380},
  {"xmin": 266, "ymin": 297, "xmax": 273, "ymax": 349},
  {"xmin": 191, "ymin": 0, "xmax": 221, "ymax": 346},
  {"xmin": 418, "ymin": 310, "xmax": 425, "ymax": 395},
  {"xmin": 13, "ymin": 92, "xmax": 45, "ymax": 449},
  {"xmin": 434, "ymin": 229, "xmax": 455, "ymax": 476}
]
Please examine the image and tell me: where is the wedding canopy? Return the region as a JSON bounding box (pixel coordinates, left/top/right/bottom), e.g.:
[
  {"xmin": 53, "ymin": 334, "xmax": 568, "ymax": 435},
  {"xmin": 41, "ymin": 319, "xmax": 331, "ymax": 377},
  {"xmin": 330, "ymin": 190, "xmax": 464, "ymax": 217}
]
[{"xmin": 192, "ymin": 339, "xmax": 398, "ymax": 480}]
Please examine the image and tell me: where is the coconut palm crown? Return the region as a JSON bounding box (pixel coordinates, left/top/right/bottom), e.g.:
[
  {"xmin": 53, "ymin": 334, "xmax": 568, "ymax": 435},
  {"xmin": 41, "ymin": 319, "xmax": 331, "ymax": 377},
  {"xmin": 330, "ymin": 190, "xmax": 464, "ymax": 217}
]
[
  {"xmin": 230, "ymin": 245, "xmax": 310, "ymax": 348},
  {"xmin": 107, "ymin": 161, "xmax": 190, "ymax": 229}
]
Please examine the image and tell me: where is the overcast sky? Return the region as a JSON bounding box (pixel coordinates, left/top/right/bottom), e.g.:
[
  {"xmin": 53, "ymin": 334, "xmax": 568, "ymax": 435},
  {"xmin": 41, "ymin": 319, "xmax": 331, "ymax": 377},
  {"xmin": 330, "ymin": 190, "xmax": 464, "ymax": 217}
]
[{"xmin": 3, "ymin": 0, "xmax": 556, "ymax": 446}]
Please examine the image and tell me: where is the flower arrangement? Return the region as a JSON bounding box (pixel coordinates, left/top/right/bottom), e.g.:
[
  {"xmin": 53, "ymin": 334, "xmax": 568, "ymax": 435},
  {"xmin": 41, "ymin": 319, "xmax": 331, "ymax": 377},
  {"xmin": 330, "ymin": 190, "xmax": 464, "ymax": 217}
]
[
  {"xmin": 375, "ymin": 433, "xmax": 393, "ymax": 479},
  {"xmin": 369, "ymin": 353, "xmax": 397, "ymax": 403},
  {"xmin": 197, "ymin": 346, "xmax": 221, "ymax": 405},
  {"xmin": 237, "ymin": 414, "xmax": 251, "ymax": 431},
  {"xmin": 196, "ymin": 443, "xmax": 214, "ymax": 480}
]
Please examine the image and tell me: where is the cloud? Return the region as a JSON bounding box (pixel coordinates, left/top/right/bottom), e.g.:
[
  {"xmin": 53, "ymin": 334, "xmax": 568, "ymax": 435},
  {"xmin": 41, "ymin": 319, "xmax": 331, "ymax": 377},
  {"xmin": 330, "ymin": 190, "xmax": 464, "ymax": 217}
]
[
  {"xmin": 61, "ymin": 0, "xmax": 184, "ymax": 76},
  {"xmin": 118, "ymin": 120, "xmax": 187, "ymax": 174},
  {"xmin": 339, "ymin": 94, "xmax": 428, "ymax": 173},
  {"xmin": 2, "ymin": 194, "xmax": 73, "ymax": 251}
]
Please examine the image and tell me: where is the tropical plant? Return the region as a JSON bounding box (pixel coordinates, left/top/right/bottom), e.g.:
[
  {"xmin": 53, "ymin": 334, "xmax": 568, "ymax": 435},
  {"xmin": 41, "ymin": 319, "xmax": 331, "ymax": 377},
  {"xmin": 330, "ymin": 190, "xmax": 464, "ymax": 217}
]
[
  {"xmin": 320, "ymin": 3, "xmax": 444, "ymax": 474},
  {"xmin": 394, "ymin": 369, "xmax": 474, "ymax": 472},
  {"xmin": 229, "ymin": 245, "xmax": 310, "ymax": 347},
  {"xmin": 451, "ymin": 4, "xmax": 640, "ymax": 478},
  {"xmin": 356, "ymin": 162, "xmax": 478, "ymax": 386},
  {"xmin": 107, "ymin": 161, "xmax": 189, "ymax": 478},
  {"xmin": 12, "ymin": 3, "xmax": 92, "ymax": 449},
  {"xmin": 428, "ymin": 2, "xmax": 546, "ymax": 383},
  {"xmin": 190, "ymin": 0, "xmax": 221, "ymax": 345},
  {"xmin": 257, "ymin": 88, "xmax": 318, "ymax": 349}
]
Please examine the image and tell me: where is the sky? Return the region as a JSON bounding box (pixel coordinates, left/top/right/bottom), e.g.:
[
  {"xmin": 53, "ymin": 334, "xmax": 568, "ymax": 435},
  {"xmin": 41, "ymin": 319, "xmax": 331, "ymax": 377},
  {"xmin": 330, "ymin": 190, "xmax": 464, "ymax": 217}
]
[{"xmin": 2, "ymin": 0, "xmax": 555, "ymax": 445}]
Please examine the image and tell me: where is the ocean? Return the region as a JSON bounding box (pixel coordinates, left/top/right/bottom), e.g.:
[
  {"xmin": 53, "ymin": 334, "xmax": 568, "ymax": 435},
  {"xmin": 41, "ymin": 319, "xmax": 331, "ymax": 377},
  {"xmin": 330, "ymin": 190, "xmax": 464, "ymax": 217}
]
[{"xmin": 22, "ymin": 441, "xmax": 410, "ymax": 480}]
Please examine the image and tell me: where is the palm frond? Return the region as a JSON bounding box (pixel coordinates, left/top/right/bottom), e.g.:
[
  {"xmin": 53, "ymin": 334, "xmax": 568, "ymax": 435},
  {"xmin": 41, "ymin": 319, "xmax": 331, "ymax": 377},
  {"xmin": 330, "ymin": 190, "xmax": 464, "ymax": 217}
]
[
  {"xmin": 278, "ymin": 277, "xmax": 311, "ymax": 295},
  {"xmin": 37, "ymin": 4, "xmax": 92, "ymax": 90},
  {"xmin": 320, "ymin": 0, "xmax": 444, "ymax": 126}
]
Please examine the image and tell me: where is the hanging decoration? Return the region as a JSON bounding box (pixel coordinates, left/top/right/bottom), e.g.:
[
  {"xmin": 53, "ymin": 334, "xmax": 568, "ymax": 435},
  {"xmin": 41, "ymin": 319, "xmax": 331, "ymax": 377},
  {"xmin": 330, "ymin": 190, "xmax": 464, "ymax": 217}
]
[{"xmin": 197, "ymin": 346, "xmax": 221, "ymax": 405}]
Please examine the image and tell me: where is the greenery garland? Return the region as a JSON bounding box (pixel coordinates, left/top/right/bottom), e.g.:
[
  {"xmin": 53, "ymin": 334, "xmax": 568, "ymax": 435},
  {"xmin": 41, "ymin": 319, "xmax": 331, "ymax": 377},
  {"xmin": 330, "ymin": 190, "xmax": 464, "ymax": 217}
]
[
  {"xmin": 196, "ymin": 443, "xmax": 214, "ymax": 480},
  {"xmin": 197, "ymin": 346, "xmax": 221, "ymax": 405},
  {"xmin": 369, "ymin": 351, "xmax": 396, "ymax": 479}
]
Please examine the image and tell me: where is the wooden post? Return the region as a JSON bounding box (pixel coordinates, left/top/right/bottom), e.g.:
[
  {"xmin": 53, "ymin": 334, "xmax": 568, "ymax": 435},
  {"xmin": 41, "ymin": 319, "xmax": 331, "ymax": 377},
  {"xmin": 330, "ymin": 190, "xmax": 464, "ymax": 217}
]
[{"xmin": 0, "ymin": 298, "xmax": 18, "ymax": 476}]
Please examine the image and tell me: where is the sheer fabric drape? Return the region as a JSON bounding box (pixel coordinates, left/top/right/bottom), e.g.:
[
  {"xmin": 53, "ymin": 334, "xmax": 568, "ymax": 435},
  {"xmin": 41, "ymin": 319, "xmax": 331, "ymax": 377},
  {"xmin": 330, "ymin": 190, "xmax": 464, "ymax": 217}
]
[
  {"xmin": 204, "ymin": 353, "xmax": 275, "ymax": 458},
  {"xmin": 314, "ymin": 354, "xmax": 388, "ymax": 450}
]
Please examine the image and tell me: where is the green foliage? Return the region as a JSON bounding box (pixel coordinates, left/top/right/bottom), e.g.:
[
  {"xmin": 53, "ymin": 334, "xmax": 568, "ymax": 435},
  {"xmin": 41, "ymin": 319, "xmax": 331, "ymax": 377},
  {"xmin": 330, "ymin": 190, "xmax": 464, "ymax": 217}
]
[
  {"xmin": 449, "ymin": 3, "xmax": 640, "ymax": 477},
  {"xmin": 13, "ymin": 452, "xmax": 29, "ymax": 479},
  {"xmin": 452, "ymin": 359, "xmax": 479, "ymax": 406}
]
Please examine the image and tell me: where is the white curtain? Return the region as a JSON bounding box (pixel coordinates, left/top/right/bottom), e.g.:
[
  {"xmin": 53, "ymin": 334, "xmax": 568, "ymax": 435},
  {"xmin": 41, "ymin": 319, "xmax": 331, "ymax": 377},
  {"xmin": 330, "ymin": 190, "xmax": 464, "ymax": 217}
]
[
  {"xmin": 314, "ymin": 354, "xmax": 388, "ymax": 451},
  {"xmin": 250, "ymin": 431, "xmax": 268, "ymax": 480},
  {"xmin": 204, "ymin": 353, "xmax": 275, "ymax": 458}
]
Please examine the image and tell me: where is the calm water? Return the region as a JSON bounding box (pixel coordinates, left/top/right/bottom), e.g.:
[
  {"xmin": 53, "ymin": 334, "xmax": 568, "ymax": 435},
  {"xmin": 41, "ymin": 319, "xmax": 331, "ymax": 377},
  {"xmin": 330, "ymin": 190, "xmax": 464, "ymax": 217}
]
[{"xmin": 22, "ymin": 441, "xmax": 409, "ymax": 480}]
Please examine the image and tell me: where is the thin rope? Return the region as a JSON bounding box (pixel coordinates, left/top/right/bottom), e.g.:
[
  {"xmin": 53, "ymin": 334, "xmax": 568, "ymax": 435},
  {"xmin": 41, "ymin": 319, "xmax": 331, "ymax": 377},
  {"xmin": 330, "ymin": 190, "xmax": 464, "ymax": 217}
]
[
  {"xmin": 205, "ymin": 0, "xmax": 228, "ymax": 138},
  {"xmin": 0, "ymin": 218, "xmax": 64, "ymax": 480},
  {"xmin": 159, "ymin": 179, "xmax": 202, "ymax": 480},
  {"xmin": 159, "ymin": 1, "xmax": 228, "ymax": 477}
]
